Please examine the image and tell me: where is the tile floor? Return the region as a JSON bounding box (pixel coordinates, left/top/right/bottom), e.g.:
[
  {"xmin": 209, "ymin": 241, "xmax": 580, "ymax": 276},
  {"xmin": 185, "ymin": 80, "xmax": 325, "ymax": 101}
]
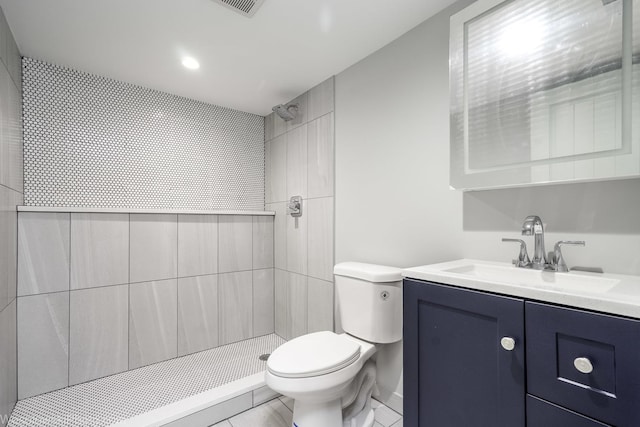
[{"xmin": 213, "ymin": 396, "xmax": 403, "ymax": 427}]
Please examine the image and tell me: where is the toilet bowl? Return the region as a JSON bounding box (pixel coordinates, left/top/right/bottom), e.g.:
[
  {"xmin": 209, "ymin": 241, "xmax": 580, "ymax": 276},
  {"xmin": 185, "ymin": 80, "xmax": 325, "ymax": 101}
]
[
  {"xmin": 266, "ymin": 332, "xmax": 377, "ymax": 426},
  {"xmin": 266, "ymin": 262, "xmax": 403, "ymax": 427}
]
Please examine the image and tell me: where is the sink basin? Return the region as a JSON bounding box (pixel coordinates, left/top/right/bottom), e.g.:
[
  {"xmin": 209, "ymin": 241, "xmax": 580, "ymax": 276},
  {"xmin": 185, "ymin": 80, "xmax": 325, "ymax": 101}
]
[{"xmin": 442, "ymin": 262, "xmax": 619, "ymax": 293}]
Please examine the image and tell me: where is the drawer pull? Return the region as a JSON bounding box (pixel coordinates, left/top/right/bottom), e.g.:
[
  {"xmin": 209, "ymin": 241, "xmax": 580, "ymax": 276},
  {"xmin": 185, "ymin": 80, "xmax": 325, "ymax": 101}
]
[
  {"xmin": 500, "ymin": 337, "xmax": 516, "ymax": 351},
  {"xmin": 574, "ymin": 357, "xmax": 594, "ymax": 374}
]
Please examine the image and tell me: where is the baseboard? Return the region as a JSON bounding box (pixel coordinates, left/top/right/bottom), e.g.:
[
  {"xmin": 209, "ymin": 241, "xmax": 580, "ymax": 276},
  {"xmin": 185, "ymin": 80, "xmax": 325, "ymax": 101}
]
[{"xmin": 373, "ymin": 386, "xmax": 403, "ymax": 415}]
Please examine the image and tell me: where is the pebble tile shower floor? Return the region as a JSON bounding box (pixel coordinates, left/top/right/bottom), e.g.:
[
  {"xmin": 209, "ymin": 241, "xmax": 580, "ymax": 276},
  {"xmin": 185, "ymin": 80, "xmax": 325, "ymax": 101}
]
[{"xmin": 8, "ymin": 334, "xmax": 285, "ymax": 427}]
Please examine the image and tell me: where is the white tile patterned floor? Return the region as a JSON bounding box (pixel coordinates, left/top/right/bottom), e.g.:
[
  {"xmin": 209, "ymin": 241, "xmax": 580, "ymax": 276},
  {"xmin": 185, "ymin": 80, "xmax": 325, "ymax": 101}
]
[
  {"xmin": 9, "ymin": 334, "xmax": 285, "ymax": 427},
  {"xmin": 214, "ymin": 396, "xmax": 403, "ymax": 427}
]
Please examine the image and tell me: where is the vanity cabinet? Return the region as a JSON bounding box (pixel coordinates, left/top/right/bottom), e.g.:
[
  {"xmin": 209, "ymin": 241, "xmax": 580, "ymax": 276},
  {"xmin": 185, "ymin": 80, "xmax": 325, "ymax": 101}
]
[
  {"xmin": 404, "ymin": 278, "xmax": 640, "ymax": 427},
  {"xmin": 403, "ymin": 279, "xmax": 526, "ymax": 427}
]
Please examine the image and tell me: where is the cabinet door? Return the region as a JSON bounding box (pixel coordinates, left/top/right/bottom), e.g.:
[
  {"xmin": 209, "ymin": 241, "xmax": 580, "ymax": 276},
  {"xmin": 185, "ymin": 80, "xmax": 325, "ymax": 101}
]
[
  {"xmin": 526, "ymin": 302, "xmax": 640, "ymax": 426},
  {"xmin": 527, "ymin": 395, "xmax": 611, "ymax": 427},
  {"xmin": 403, "ymin": 279, "xmax": 525, "ymax": 427}
]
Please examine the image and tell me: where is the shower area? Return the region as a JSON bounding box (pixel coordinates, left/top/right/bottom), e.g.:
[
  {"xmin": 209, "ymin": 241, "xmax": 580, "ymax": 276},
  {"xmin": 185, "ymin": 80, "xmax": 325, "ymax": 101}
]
[{"xmin": 0, "ymin": 10, "xmax": 336, "ymax": 425}]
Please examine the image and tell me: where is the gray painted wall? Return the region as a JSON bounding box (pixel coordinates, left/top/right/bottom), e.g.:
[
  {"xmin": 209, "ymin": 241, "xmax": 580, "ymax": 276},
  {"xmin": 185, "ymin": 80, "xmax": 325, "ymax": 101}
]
[
  {"xmin": 335, "ymin": 0, "xmax": 640, "ymax": 410},
  {"xmin": 0, "ymin": 4, "xmax": 23, "ymax": 425}
]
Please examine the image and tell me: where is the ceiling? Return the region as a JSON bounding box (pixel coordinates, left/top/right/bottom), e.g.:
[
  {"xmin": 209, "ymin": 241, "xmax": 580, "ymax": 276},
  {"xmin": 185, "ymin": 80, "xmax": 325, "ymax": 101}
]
[{"xmin": 0, "ymin": 0, "xmax": 457, "ymax": 116}]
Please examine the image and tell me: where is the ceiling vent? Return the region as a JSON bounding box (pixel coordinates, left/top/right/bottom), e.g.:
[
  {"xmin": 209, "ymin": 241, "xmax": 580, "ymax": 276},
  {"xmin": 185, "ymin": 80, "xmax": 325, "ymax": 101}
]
[{"xmin": 211, "ymin": 0, "xmax": 265, "ymax": 17}]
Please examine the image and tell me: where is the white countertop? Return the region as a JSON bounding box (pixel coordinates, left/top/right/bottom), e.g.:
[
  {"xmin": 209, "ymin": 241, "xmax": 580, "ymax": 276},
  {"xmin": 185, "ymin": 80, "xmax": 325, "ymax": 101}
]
[{"xmin": 403, "ymin": 259, "xmax": 640, "ymax": 319}]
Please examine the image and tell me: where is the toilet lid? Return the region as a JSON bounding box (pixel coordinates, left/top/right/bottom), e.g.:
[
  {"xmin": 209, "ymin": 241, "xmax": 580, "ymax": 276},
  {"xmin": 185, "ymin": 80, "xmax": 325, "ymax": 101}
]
[{"xmin": 267, "ymin": 331, "xmax": 361, "ymax": 378}]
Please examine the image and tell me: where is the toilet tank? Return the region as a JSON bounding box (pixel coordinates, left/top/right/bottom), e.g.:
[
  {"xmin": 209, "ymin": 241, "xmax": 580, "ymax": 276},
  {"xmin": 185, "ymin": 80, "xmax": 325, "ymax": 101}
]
[{"xmin": 334, "ymin": 262, "xmax": 403, "ymax": 344}]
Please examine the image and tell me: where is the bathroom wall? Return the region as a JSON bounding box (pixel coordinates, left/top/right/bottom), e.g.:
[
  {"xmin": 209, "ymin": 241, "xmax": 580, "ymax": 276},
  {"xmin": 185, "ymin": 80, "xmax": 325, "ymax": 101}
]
[
  {"xmin": 264, "ymin": 77, "xmax": 335, "ymax": 341},
  {"xmin": 334, "ymin": 0, "xmax": 640, "ymax": 413},
  {"xmin": 22, "ymin": 58, "xmax": 264, "ymax": 210},
  {"xmin": 16, "ymin": 211, "xmax": 274, "ymax": 399},
  {"xmin": 0, "ymin": 4, "xmax": 22, "ymax": 426}
]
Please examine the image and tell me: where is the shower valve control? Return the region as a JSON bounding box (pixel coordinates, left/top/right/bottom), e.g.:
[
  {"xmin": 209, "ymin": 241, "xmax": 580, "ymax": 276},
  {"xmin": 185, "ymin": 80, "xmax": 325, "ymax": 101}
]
[
  {"xmin": 380, "ymin": 291, "xmax": 390, "ymax": 300},
  {"xmin": 288, "ymin": 196, "xmax": 303, "ymax": 217}
]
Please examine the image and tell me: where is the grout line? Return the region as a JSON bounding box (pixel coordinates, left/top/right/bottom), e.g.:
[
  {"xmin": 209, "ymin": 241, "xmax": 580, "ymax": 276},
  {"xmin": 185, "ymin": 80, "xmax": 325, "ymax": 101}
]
[
  {"xmin": 251, "ymin": 216, "xmax": 255, "ymax": 339},
  {"xmin": 176, "ymin": 214, "xmax": 179, "ymax": 358},
  {"xmin": 127, "ymin": 213, "xmax": 131, "ymax": 372},
  {"xmin": 67, "ymin": 213, "xmax": 71, "ymax": 388}
]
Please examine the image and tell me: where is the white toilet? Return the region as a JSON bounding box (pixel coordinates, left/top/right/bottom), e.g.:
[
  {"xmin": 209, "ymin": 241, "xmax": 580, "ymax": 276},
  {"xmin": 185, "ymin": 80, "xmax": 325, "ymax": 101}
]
[{"xmin": 265, "ymin": 262, "xmax": 403, "ymax": 427}]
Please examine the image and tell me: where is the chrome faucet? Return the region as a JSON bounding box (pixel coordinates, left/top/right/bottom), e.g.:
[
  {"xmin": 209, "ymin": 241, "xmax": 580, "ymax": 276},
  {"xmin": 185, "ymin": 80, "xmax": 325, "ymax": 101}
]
[
  {"xmin": 521, "ymin": 215, "xmax": 547, "ymax": 269},
  {"xmin": 503, "ymin": 215, "xmax": 586, "ymax": 272},
  {"xmin": 552, "ymin": 241, "xmax": 586, "ymax": 272}
]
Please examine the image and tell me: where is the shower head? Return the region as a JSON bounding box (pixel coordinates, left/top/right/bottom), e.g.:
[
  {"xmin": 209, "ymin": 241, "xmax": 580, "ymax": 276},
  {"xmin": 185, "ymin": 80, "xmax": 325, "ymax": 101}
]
[{"xmin": 272, "ymin": 103, "xmax": 299, "ymax": 121}]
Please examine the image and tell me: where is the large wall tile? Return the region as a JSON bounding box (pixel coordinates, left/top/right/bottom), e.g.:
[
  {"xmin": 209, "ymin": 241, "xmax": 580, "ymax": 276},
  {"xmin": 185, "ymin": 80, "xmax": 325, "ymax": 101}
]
[
  {"xmin": 178, "ymin": 215, "xmax": 218, "ymax": 278},
  {"xmin": 275, "ymin": 272, "xmax": 308, "ymax": 340},
  {"xmin": 0, "ymin": 64, "xmax": 23, "ymax": 193},
  {"xmin": 268, "ymin": 203, "xmax": 287, "ymax": 270},
  {"xmin": 69, "ymin": 285, "xmax": 128, "ymax": 385},
  {"xmin": 266, "ymin": 135, "xmax": 287, "ymax": 203},
  {"xmin": 0, "ymin": 301, "xmax": 16, "ymax": 425},
  {"xmin": 307, "ymin": 114, "xmax": 335, "ymax": 198},
  {"xmin": 307, "ymin": 77, "xmax": 334, "ymax": 122},
  {"xmin": 267, "ymin": 113, "xmax": 287, "ymax": 141},
  {"xmin": 130, "ymin": 214, "xmax": 177, "ymax": 283},
  {"xmin": 253, "ymin": 216, "xmax": 274, "ymax": 270},
  {"xmin": 288, "ymin": 273, "xmax": 308, "ymax": 339},
  {"xmin": 129, "ymin": 279, "xmax": 178, "ymax": 369},
  {"xmin": 178, "ymin": 275, "xmax": 218, "ymax": 357},
  {"xmin": 219, "ymin": 271, "xmax": 253, "ymax": 345},
  {"xmin": 0, "ymin": 8, "xmax": 7, "ymax": 67},
  {"xmin": 218, "ymin": 216, "xmax": 252, "ymax": 273},
  {"xmin": 307, "ymin": 278, "xmax": 334, "ymax": 333},
  {"xmin": 70, "ymin": 213, "xmax": 129, "ymax": 290},
  {"xmin": 0, "ymin": 187, "xmax": 19, "ymax": 310},
  {"xmin": 18, "ymin": 212, "xmax": 70, "ymax": 296},
  {"xmin": 274, "ymin": 269, "xmax": 287, "ymax": 339},
  {"xmin": 286, "ymin": 92, "xmax": 308, "ymax": 132},
  {"xmin": 264, "ymin": 113, "xmax": 275, "ymax": 142},
  {"xmin": 18, "ymin": 293, "xmax": 69, "ymax": 398},
  {"xmin": 307, "ymin": 197, "xmax": 334, "ymax": 281},
  {"xmin": 286, "ymin": 213, "xmax": 307, "ymax": 275},
  {"xmin": 286, "ymin": 124, "xmax": 308, "ymax": 199},
  {"xmin": 253, "ymin": 269, "xmax": 274, "ymax": 337}
]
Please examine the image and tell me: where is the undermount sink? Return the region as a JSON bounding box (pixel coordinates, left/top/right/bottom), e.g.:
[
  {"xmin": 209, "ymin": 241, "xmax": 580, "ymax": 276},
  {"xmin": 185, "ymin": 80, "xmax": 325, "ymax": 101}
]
[{"xmin": 442, "ymin": 262, "xmax": 619, "ymax": 293}]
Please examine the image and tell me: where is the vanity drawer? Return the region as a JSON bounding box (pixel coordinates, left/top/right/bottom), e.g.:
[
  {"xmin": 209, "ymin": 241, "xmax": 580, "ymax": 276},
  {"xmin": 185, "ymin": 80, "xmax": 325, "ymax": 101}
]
[
  {"xmin": 527, "ymin": 395, "xmax": 611, "ymax": 427},
  {"xmin": 526, "ymin": 302, "xmax": 640, "ymax": 426}
]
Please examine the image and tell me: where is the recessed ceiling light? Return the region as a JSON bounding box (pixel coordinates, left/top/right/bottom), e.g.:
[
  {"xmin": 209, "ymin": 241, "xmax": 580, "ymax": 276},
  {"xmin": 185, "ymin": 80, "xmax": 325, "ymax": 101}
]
[{"xmin": 181, "ymin": 57, "xmax": 200, "ymax": 70}]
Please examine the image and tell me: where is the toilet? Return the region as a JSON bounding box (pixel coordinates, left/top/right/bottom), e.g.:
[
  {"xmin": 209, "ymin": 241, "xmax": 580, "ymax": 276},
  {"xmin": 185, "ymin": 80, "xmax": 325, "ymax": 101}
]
[{"xmin": 265, "ymin": 262, "xmax": 403, "ymax": 427}]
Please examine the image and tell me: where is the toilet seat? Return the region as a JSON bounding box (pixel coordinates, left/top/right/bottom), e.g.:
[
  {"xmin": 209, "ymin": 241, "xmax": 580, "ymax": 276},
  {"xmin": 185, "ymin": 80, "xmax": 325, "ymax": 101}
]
[{"xmin": 267, "ymin": 331, "xmax": 361, "ymax": 379}]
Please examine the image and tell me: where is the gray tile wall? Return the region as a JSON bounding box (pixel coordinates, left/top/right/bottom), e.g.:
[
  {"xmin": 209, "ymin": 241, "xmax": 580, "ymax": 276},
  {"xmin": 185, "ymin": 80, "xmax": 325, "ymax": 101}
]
[
  {"xmin": 265, "ymin": 77, "xmax": 336, "ymax": 340},
  {"xmin": 16, "ymin": 212, "xmax": 274, "ymax": 399},
  {"xmin": 0, "ymin": 5, "xmax": 22, "ymax": 426},
  {"xmin": 22, "ymin": 58, "xmax": 264, "ymax": 210}
]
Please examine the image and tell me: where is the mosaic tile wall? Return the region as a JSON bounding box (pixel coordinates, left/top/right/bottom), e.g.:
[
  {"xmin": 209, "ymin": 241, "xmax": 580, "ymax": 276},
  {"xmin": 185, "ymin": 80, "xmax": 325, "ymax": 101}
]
[{"xmin": 22, "ymin": 58, "xmax": 264, "ymax": 209}]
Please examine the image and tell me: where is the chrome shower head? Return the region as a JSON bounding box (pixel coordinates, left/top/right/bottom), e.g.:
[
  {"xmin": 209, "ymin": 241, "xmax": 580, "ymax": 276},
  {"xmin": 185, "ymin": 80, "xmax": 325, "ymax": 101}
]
[{"xmin": 272, "ymin": 103, "xmax": 299, "ymax": 121}]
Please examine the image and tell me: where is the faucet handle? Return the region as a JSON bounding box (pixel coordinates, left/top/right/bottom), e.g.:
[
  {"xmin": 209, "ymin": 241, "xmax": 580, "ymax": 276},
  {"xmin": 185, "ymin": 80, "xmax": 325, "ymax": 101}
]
[
  {"xmin": 502, "ymin": 238, "xmax": 531, "ymax": 267},
  {"xmin": 553, "ymin": 241, "xmax": 585, "ymax": 272}
]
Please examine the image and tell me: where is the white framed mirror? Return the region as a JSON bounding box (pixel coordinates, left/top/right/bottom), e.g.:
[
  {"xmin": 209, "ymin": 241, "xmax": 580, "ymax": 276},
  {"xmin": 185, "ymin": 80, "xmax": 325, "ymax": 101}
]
[{"xmin": 450, "ymin": 0, "xmax": 639, "ymax": 190}]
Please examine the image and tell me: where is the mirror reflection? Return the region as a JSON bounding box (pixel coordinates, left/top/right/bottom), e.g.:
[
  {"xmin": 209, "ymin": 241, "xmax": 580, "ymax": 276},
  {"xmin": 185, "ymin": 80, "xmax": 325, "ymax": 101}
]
[{"xmin": 450, "ymin": 0, "xmax": 639, "ymax": 189}]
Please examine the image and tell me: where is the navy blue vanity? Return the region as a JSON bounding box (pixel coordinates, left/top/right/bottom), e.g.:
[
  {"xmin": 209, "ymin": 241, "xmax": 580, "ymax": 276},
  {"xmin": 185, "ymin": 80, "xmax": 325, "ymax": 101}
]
[{"xmin": 403, "ymin": 277, "xmax": 640, "ymax": 427}]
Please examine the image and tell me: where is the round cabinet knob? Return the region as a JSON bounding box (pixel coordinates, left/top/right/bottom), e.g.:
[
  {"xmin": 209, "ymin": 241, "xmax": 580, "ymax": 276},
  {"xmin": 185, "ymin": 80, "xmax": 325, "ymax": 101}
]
[
  {"xmin": 574, "ymin": 357, "xmax": 594, "ymax": 374},
  {"xmin": 500, "ymin": 337, "xmax": 516, "ymax": 351}
]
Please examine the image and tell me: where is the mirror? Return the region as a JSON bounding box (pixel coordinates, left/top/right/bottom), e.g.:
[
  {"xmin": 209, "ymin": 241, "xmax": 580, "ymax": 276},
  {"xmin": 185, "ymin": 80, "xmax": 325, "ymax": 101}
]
[{"xmin": 450, "ymin": 0, "xmax": 639, "ymax": 190}]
